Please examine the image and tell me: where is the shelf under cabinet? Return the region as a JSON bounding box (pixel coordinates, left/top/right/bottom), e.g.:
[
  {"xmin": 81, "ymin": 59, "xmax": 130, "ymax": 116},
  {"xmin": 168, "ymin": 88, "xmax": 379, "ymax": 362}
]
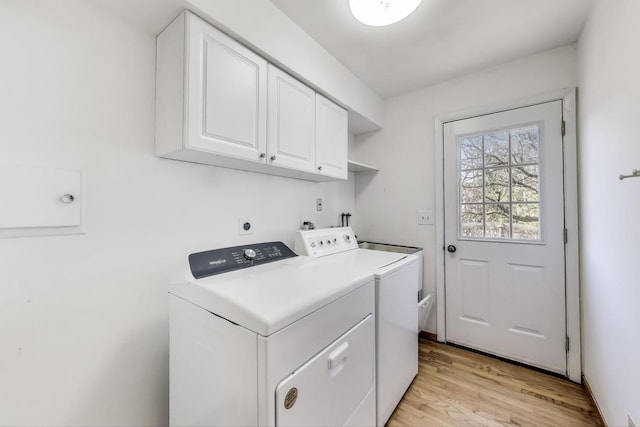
[{"xmin": 347, "ymin": 160, "xmax": 379, "ymax": 173}]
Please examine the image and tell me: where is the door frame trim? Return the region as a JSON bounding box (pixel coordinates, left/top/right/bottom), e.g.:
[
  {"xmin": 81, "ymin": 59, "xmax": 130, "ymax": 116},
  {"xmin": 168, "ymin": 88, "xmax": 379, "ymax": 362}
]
[{"xmin": 434, "ymin": 88, "xmax": 581, "ymax": 382}]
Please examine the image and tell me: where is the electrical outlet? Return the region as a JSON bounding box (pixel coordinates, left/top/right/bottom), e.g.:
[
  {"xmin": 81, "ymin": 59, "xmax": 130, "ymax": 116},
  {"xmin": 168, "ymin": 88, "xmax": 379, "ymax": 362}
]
[
  {"xmin": 418, "ymin": 210, "xmax": 434, "ymax": 225},
  {"xmin": 316, "ymin": 198, "xmax": 323, "ymax": 211},
  {"xmin": 629, "ymin": 413, "xmax": 637, "ymax": 427},
  {"xmin": 238, "ymin": 219, "xmax": 253, "ymax": 235}
]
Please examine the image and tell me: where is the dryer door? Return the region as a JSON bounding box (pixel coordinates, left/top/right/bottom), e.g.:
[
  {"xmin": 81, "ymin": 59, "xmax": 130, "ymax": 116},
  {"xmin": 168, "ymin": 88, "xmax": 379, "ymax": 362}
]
[{"xmin": 275, "ymin": 315, "xmax": 375, "ymax": 427}]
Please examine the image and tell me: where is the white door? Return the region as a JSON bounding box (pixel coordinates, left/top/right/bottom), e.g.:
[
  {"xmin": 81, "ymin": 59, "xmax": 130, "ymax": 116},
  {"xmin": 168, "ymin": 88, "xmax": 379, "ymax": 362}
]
[
  {"xmin": 186, "ymin": 13, "xmax": 268, "ymax": 163},
  {"xmin": 315, "ymin": 94, "xmax": 348, "ymax": 180},
  {"xmin": 267, "ymin": 65, "xmax": 316, "ymax": 172},
  {"xmin": 443, "ymin": 101, "xmax": 567, "ymax": 374},
  {"xmin": 275, "ymin": 315, "xmax": 375, "ymax": 427}
]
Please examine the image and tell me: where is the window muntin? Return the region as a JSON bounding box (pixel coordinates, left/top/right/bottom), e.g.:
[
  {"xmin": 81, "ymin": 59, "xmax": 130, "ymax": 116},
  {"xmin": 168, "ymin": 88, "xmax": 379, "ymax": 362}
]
[{"xmin": 458, "ymin": 125, "xmax": 541, "ymax": 241}]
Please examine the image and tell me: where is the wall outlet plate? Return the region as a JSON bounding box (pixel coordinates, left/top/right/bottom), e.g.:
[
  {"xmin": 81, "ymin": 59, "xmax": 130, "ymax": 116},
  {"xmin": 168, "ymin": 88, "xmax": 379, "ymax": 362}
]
[
  {"xmin": 239, "ymin": 219, "xmax": 253, "ymax": 235},
  {"xmin": 316, "ymin": 198, "xmax": 323, "ymax": 211},
  {"xmin": 418, "ymin": 210, "xmax": 434, "ymax": 225}
]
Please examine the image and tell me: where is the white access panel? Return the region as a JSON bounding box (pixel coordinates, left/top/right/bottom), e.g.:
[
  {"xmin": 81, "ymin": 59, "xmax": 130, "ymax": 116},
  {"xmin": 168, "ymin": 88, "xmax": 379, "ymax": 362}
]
[
  {"xmin": 275, "ymin": 315, "xmax": 375, "ymax": 427},
  {"xmin": 0, "ymin": 163, "xmax": 82, "ymax": 230}
]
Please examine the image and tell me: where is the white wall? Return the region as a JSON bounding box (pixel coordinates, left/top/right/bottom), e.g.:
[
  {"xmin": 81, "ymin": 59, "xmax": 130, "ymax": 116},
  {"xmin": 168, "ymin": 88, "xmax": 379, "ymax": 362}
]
[
  {"xmin": 0, "ymin": 1, "xmax": 354, "ymax": 425},
  {"xmin": 352, "ymin": 45, "xmax": 577, "ymax": 333},
  {"xmin": 577, "ymin": 1, "xmax": 640, "ymax": 425}
]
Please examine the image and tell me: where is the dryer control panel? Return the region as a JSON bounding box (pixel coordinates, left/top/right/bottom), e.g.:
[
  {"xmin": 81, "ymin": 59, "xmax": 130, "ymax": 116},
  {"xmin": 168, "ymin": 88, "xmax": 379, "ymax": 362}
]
[
  {"xmin": 189, "ymin": 242, "xmax": 297, "ymax": 279},
  {"xmin": 294, "ymin": 227, "xmax": 358, "ymax": 258}
]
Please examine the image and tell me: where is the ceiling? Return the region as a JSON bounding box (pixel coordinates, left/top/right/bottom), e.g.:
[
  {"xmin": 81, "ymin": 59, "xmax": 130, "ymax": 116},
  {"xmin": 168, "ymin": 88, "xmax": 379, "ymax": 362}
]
[{"xmin": 269, "ymin": 0, "xmax": 593, "ymax": 99}]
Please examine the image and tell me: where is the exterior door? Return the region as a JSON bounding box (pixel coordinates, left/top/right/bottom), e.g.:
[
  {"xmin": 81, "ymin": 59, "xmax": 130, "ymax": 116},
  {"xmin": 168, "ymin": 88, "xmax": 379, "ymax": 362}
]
[{"xmin": 443, "ymin": 101, "xmax": 567, "ymax": 374}]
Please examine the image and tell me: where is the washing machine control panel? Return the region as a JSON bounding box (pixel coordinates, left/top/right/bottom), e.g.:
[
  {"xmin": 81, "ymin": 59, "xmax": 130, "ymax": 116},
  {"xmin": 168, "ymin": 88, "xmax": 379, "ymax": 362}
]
[
  {"xmin": 189, "ymin": 242, "xmax": 297, "ymax": 279},
  {"xmin": 294, "ymin": 227, "xmax": 358, "ymax": 258}
]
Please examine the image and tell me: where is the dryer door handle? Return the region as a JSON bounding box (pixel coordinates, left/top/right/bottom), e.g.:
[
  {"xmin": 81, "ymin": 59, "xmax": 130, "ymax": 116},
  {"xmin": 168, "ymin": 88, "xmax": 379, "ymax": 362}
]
[{"xmin": 328, "ymin": 341, "xmax": 349, "ymax": 374}]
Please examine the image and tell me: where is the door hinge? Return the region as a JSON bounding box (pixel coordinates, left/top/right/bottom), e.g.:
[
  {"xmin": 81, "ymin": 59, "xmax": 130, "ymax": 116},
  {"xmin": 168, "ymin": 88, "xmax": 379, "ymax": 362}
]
[
  {"xmin": 565, "ymin": 336, "xmax": 570, "ymax": 352},
  {"xmin": 563, "ymin": 227, "xmax": 568, "ymax": 244},
  {"xmin": 561, "ymin": 120, "xmax": 566, "ymax": 136}
]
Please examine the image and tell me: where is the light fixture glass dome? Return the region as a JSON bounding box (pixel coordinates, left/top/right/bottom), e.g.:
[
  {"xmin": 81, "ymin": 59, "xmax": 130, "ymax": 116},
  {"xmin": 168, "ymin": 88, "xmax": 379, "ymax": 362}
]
[{"xmin": 349, "ymin": 0, "xmax": 423, "ymax": 27}]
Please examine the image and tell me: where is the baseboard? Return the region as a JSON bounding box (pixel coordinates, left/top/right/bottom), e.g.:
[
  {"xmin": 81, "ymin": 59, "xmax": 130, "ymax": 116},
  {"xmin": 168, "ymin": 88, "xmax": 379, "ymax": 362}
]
[
  {"xmin": 419, "ymin": 331, "xmax": 437, "ymax": 341},
  {"xmin": 583, "ymin": 374, "xmax": 607, "ymax": 426}
]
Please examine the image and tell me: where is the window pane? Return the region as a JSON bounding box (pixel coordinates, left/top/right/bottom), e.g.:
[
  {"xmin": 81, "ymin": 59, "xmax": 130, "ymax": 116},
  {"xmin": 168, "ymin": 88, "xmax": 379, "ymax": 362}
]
[
  {"xmin": 511, "ymin": 126, "xmax": 539, "ymax": 165},
  {"xmin": 512, "ymin": 166, "xmax": 539, "ymax": 202},
  {"xmin": 512, "ymin": 204, "xmax": 540, "ymax": 240},
  {"xmin": 460, "ymin": 170, "xmax": 483, "ymax": 203},
  {"xmin": 484, "ymin": 131, "xmax": 509, "ymax": 166},
  {"xmin": 461, "ymin": 204, "xmax": 483, "ymax": 238},
  {"xmin": 485, "ymin": 167, "xmax": 510, "ymax": 203},
  {"xmin": 485, "ymin": 204, "xmax": 510, "ymax": 238},
  {"xmin": 457, "ymin": 124, "xmax": 544, "ymax": 242},
  {"xmin": 459, "ymin": 135, "xmax": 483, "ymax": 170}
]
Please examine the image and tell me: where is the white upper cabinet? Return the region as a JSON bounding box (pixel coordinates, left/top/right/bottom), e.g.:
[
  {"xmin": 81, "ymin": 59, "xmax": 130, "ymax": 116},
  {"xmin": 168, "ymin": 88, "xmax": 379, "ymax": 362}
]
[
  {"xmin": 316, "ymin": 94, "xmax": 348, "ymax": 180},
  {"xmin": 156, "ymin": 11, "xmax": 267, "ymax": 164},
  {"xmin": 267, "ymin": 65, "xmax": 316, "ymax": 173},
  {"xmin": 155, "ymin": 11, "xmax": 348, "ymax": 182},
  {"xmin": 186, "ymin": 14, "xmax": 268, "ymax": 162}
]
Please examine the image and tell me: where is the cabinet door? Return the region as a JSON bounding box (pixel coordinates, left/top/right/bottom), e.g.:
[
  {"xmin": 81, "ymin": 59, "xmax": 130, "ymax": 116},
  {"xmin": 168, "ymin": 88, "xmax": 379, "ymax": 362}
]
[
  {"xmin": 267, "ymin": 65, "xmax": 316, "ymax": 172},
  {"xmin": 186, "ymin": 13, "xmax": 267, "ymax": 163},
  {"xmin": 315, "ymin": 94, "xmax": 348, "ymax": 180}
]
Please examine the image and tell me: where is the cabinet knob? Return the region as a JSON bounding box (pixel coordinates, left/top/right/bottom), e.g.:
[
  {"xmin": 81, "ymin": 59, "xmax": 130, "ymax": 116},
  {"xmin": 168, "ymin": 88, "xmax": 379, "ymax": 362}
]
[
  {"xmin": 259, "ymin": 153, "xmax": 266, "ymax": 159},
  {"xmin": 270, "ymin": 155, "xmax": 276, "ymax": 161},
  {"xmin": 318, "ymin": 166, "xmax": 323, "ymax": 171}
]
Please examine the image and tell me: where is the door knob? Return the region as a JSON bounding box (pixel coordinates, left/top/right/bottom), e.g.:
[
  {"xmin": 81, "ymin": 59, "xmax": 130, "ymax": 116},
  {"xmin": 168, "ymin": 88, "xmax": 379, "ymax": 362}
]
[{"xmin": 447, "ymin": 245, "xmax": 457, "ymax": 253}]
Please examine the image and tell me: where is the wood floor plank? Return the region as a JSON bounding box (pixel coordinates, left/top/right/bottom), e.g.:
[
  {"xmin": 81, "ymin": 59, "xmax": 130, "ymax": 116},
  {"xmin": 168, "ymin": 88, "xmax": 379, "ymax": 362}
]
[{"xmin": 386, "ymin": 339, "xmax": 603, "ymax": 427}]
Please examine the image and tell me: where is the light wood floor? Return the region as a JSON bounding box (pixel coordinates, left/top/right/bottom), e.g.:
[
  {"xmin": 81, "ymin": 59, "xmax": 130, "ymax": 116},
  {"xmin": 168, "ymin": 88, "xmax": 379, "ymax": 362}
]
[{"xmin": 386, "ymin": 339, "xmax": 603, "ymax": 427}]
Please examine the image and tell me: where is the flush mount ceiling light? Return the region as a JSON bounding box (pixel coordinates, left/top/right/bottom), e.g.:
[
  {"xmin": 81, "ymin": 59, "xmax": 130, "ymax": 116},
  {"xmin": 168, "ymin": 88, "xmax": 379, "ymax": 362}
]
[{"xmin": 349, "ymin": 0, "xmax": 423, "ymax": 27}]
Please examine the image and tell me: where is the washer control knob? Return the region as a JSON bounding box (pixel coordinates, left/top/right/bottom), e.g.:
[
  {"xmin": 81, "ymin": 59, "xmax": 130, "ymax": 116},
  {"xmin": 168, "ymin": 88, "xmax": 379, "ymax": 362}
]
[
  {"xmin": 319, "ymin": 241, "xmax": 324, "ymax": 246},
  {"xmin": 310, "ymin": 242, "xmax": 316, "ymax": 248},
  {"xmin": 327, "ymin": 240, "xmax": 332, "ymax": 245},
  {"xmin": 243, "ymin": 249, "xmax": 257, "ymax": 260},
  {"xmin": 344, "ymin": 234, "xmax": 351, "ymax": 242}
]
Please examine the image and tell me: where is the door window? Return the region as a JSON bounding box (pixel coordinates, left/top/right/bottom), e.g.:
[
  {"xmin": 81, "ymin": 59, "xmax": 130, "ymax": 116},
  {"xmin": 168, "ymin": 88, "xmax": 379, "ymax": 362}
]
[{"xmin": 459, "ymin": 125, "xmax": 541, "ymax": 241}]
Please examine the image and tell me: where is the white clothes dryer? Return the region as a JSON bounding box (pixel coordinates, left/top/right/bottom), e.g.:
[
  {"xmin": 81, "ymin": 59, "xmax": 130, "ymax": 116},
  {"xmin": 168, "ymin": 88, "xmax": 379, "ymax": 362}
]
[
  {"xmin": 169, "ymin": 241, "xmax": 377, "ymax": 427},
  {"xmin": 294, "ymin": 227, "xmax": 420, "ymax": 426}
]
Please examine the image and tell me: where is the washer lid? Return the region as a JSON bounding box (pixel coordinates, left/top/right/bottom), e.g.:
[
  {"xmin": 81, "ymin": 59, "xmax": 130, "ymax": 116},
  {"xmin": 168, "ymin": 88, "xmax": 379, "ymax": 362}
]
[
  {"xmin": 313, "ymin": 247, "xmax": 416, "ymax": 272},
  {"xmin": 169, "ymin": 255, "xmax": 373, "ymax": 337}
]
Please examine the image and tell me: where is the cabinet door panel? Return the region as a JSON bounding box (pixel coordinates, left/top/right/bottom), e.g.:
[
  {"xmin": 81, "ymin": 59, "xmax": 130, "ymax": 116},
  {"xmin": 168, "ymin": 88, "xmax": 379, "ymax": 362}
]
[
  {"xmin": 316, "ymin": 94, "xmax": 348, "ymax": 180},
  {"xmin": 186, "ymin": 14, "xmax": 267, "ymax": 162},
  {"xmin": 268, "ymin": 65, "xmax": 315, "ymax": 172}
]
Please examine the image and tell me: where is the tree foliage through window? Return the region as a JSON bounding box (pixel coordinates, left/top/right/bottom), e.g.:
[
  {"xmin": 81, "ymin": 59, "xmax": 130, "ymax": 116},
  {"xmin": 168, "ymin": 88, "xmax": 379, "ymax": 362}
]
[{"xmin": 459, "ymin": 125, "xmax": 541, "ymax": 240}]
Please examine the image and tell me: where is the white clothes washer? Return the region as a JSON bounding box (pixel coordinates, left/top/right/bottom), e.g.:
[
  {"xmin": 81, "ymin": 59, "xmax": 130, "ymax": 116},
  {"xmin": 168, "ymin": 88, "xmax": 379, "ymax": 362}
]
[
  {"xmin": 294, "ymin": 227, "xmax": 420, "ymax": 426},
  {"xmin": 169, "ymin": 241, "xmax": 378, "ymax": 427}
]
